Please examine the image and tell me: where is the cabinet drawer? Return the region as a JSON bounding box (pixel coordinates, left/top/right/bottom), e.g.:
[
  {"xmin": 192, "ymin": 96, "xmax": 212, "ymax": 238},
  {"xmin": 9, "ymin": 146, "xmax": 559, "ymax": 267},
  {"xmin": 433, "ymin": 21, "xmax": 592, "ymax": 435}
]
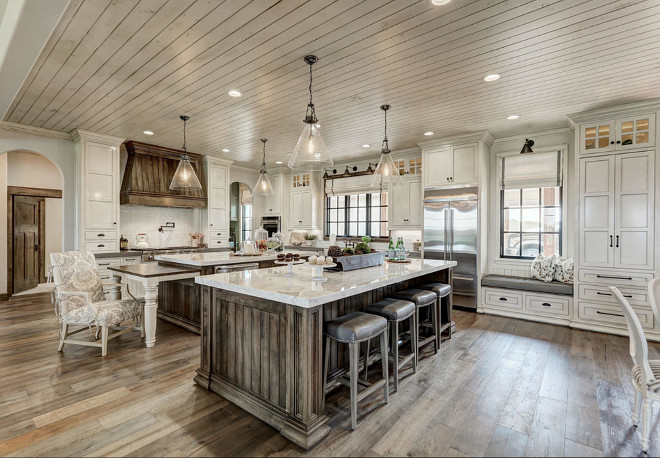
[
  {"xmin": 578, "ymin": 301, "xmax": 653, "ymax": 329},
  {"xmin": 208, "ymin": 238, "xmax": 229, "ymax": 248},
  {"xmin": 484, "ymin": 289, "xmax": 523, "ymax": 309},
  {"xmin": 121, "ymin": 256, "xmax": 140, "ymax": 266},
  {"xmin": 85, "ymin": 230, "xmax": 117, "ymax": 241},
  {"xmin": 578, "ymin": 269, "xmax": 653, "ymax": 288},
  {"xmin": 96, "ymin": 258, "xmax": 121, "ymax": 269},
  {"xmin": 578, "ymin": 284, "xmax": 648, "ymax": 306},
  {"xmin": 525, "ymin": 294, "xmax": 570, "ymax": 317},
  {"xmin": 209, "ymin": 230, "xmax": 227, "ymax": 238},
  {"xmin": 86, "ymin": 241, "xmax": 118, "ymax": 252}
]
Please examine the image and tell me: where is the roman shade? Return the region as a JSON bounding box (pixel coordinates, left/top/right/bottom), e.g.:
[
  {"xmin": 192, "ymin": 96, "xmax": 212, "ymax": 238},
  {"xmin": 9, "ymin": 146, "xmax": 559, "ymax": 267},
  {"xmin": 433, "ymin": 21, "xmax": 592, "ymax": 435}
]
[
  {"xmin": 500, "ymin": 150, "xmax": 562, "ymax": 189},
  {"xmin": 324, "ymin": 174, "xmax": 380, "ymax": 196}
]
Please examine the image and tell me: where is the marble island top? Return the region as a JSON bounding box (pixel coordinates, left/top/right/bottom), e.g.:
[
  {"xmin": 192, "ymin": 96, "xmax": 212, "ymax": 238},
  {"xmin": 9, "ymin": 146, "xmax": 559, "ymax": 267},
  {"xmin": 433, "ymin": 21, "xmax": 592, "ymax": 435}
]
[
  {"xmin": 154, "ymin": 250, "xmax": 316, "ymax": 266},
  {"xmin": 195, "ymin": 259, "xmax": 456, "ymax": 308}
]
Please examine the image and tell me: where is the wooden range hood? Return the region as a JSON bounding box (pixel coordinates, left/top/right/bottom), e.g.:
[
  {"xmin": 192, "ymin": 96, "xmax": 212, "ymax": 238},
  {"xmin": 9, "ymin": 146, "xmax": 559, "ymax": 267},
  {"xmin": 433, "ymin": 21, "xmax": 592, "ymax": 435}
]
[{"xmin": 120, "ymin": 141, "xmax": 206, "ymax": 208}]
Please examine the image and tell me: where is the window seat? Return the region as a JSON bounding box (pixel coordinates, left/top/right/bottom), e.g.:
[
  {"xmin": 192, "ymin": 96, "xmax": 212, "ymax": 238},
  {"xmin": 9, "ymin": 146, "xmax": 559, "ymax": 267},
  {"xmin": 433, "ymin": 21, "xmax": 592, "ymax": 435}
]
[{"xmin": 481, "ymin": 274, "xmax": 573, "ymax": 296}]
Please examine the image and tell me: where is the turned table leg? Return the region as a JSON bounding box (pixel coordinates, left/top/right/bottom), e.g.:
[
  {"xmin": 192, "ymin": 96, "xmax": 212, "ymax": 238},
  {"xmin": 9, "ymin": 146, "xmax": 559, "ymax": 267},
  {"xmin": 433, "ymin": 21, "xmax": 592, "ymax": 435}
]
[{"xmin": 143, "ymin": 284, "xmax": 158, "ymax": 347}]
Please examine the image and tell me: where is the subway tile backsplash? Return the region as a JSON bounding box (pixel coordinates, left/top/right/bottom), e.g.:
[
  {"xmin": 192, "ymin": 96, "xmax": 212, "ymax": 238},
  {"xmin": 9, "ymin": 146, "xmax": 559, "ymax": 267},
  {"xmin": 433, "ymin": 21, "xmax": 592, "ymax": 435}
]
[{"xmin": 120, "ymin": 206, "xmax": 201, "ymax": 249}]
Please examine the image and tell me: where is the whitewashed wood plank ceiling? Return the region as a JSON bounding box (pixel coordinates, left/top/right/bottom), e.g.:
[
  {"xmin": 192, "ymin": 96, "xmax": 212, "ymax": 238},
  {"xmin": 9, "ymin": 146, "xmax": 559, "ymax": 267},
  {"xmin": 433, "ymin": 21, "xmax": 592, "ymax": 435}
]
[{"xmin": 6, "ymin": 0, "xmax": 660, "ymax": 168}]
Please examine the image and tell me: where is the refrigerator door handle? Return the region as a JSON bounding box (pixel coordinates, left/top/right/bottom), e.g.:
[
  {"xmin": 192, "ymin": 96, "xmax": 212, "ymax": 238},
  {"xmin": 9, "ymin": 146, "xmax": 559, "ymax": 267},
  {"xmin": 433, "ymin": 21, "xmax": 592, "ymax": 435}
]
[
  {"xmin": 449, "ymin": 208, "xmax": 455, "ymax": 261},
  {"xmin": 443, "ymin": 209, "xmax": 448, "ymax": 261}
]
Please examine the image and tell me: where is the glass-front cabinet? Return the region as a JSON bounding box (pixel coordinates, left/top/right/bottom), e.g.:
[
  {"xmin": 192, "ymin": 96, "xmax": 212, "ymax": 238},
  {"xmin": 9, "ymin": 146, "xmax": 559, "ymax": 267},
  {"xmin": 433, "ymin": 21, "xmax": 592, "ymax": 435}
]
[
  {"xmin": 580, "ymin": 114, "xmax": 655, "ymax": 154},
  {"xmin": 394, "ymin": 157, "xmax": 422, "ymax": 176}
]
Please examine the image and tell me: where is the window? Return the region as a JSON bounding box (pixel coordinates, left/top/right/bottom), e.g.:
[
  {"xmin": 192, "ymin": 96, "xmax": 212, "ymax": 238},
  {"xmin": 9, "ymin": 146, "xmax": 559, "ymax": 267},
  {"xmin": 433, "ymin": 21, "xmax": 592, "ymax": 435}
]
[
  {"xmin": 241, "ymin": 204, "xmax": 252, "ymax": 241},
  {"xmin": 501, "ymin": 187, "xmax": 561, "ymax": 259},
  {"xmin": 499, "ymin": 149, "xmax": 563, "ymax": 259},
  {"xmin": 326, "ymin": 192, "xmax": 388, "ymax": 238}
]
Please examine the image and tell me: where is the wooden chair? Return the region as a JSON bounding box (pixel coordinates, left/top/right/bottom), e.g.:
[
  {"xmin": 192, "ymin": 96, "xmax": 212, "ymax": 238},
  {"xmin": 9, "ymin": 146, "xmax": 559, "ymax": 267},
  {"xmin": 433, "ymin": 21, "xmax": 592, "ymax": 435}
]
[
  {"xmin": 610, "ymin": 286, "xmax": 660, "ymax": 453},
  {"xmin": 51, "ymin": 251, "xmax": 144, "ymax": 356},
  {"xmin": 647, "ymin": 278, "xmax": 660, "ymax": 327}
]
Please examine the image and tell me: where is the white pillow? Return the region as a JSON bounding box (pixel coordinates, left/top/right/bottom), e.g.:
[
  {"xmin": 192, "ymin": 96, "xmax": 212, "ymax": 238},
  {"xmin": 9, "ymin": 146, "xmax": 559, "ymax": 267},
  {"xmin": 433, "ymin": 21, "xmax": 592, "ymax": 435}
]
[
  {"xmin": 531, "ymin": 254, "xmax": 556, "ymax": 283},
  {"xmin": 554, "ymin": 256, "xmax": 574, "ymax": 284}
]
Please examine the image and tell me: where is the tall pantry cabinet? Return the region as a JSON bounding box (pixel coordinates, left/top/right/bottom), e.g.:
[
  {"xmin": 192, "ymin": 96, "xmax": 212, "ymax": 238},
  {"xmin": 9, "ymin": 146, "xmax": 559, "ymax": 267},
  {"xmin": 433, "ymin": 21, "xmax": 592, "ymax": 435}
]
[
  {"xmin": 72, "ymin": 130, "xmax": 124, "ymax": 253},
  {"xmin": 570, "ymin": 106, "xmax": 660, "ymax": 339}
]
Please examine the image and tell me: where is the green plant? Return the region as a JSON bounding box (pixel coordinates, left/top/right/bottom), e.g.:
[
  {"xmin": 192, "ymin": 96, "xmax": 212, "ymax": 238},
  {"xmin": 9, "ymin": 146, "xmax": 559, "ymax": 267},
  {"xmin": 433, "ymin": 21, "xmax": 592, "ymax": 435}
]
[
  {"xmin": 361, "ymin": 236, "xmax": 371, "ymax": 244},
  {"xmin": 354, "ymin": 242, "xmax": 370, "ymax": 254},
  {"xmin": 342, "ymin": 247, "xmax": 355, "ymax": 256},
  {"xmin": 303, "ymin": 233, "xmax": 318, "ymax": 240}
]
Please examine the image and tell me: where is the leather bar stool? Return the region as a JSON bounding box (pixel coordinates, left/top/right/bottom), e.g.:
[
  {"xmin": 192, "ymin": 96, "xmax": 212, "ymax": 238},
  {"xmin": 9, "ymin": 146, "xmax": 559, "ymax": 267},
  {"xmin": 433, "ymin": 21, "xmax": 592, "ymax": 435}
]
[
  {"xmin": 366, "ymin": 298, "xmax": 417, "ymax": 392},
  {"xmin": 420, "ymin": 282, "xmax": 453, "ymax": 346},
  {"xmin": 323, "ymin": 312, "xmax": 389, "ymax": 430},
  {"xmin": 393, "ymin": 289, "xmax": 438, "ymax": 365}
]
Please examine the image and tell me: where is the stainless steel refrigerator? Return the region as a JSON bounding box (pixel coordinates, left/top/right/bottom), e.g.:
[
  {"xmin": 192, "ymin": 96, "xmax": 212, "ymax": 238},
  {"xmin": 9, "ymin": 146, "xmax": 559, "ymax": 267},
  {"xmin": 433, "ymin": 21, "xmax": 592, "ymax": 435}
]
[{"xmin": 423, "ymin": 187, "xmax": 479, "ymax": 310}]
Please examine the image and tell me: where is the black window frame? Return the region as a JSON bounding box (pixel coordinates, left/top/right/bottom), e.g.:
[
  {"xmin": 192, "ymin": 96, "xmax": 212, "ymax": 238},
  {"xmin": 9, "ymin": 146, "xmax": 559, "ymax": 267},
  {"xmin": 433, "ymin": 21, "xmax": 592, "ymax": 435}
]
[
  {"xmin": 499, "ymin": 186, "xmax": 562, "ymax": 260},
  {"xmin": 324, "ymin": 192, "xmax": 388, "ymax": 240}
]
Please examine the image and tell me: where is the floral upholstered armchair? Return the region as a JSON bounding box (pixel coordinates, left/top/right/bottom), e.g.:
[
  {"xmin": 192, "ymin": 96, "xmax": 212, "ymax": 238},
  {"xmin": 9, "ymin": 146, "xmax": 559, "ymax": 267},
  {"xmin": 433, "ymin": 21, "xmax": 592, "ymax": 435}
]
[{"xmin": 50, "ymin": 251, "xmax": 143, "ymax": 356}]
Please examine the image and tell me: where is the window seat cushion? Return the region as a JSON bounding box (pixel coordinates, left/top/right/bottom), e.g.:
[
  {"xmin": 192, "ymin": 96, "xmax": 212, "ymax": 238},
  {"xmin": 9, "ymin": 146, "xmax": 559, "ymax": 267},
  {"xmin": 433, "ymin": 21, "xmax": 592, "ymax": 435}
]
[{"xmin": 481, "ymin": 274, "xmax": 573, "ymax": 296}]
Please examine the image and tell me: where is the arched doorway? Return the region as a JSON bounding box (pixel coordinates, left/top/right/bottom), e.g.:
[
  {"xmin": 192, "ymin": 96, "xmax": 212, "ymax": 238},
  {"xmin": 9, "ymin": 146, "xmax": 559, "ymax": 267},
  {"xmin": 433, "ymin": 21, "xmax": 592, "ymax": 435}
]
[
  {"xmin": 1, "ymin": 150, "xmax": 64, "ymax": 296},
  {"xmin": 229, "ymin": 181, "xmax": 253, "ymax": 249}
]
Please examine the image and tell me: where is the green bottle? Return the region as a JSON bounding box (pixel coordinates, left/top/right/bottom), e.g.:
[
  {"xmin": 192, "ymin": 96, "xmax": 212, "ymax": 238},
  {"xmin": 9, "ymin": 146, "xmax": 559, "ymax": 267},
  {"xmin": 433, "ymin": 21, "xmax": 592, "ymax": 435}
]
[{"xmin": 388, "ymin": 238, "xmax": 395, "ymax": 259}]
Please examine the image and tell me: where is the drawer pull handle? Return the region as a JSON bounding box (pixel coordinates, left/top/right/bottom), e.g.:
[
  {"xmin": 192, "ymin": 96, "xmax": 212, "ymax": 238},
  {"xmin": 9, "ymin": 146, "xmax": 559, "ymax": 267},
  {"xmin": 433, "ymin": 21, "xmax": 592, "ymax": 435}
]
[
  {"xmin": 596, "ymin": 274, "xmax": 633, "ymax": 280},
  {"xmin": 98, "ymin": 233, "xmax": 105, "ymax": 237},
  {"xmin": 98, "ymin": 244, "xmax": 105, "ymax": 248},
  {"xmin": 99, "ymin": 263, "xmax": 109, "ymax": 266},
  {"xmin": 499, "ymin": 297, "xmax": 508, "ymax": 301},
  {"xmin": 596, "ymin": 291, "xmax": 632, "ymax": 298},
  {"xmin": 596, "ymin": 310, "xmax": 624, "ymax": 318},
  {"xmin": 541, "ymin": 302, "xmax": 552, "ymax": 307}
]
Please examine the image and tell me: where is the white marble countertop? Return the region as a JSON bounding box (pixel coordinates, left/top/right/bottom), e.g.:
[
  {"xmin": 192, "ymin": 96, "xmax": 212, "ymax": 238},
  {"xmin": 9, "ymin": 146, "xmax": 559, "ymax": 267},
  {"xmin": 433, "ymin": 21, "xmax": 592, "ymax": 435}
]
[
  {"xmin": 195, "ymin": 259, "xmax": 456, "ymax": 308},
  {"xmin": 154, "ymin": 250, "xmax": 318, "ymax": 266}
]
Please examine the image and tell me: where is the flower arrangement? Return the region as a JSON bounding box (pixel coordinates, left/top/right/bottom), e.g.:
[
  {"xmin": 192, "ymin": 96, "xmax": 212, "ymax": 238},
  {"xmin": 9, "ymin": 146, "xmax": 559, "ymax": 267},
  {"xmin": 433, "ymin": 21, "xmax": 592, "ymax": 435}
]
[{"xmin": 190, "ymin": 231, "xmax": 204, "ymax": 247}]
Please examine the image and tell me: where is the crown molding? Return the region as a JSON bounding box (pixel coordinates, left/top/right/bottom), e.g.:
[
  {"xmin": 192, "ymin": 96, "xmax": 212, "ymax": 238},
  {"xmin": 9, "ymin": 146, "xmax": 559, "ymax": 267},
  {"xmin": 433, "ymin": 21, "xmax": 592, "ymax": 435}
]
[
  {"xmin": 229, "ymin": 163, "xmax": 259, "ymax": 173},
  {"xmin": 492, "ymin": 127, "xmax": 572, "ymax": 144},
  {"xmin": 417, "ymin": 130, "xmax": 494, "ymax": 149},
  {"xmin": 0, "ymin": 121, "xmax": 71, "ymax": 140},
  {"xmin": 70, "ymin": 128, "xmax": 124, "ymax": 145},
  {"xmin": 205, "ymin": 155, "xmax": 233, "ymax": 166},
  {"xmin": 567, "ymin": 99, "xmax": 660, "ymax": 129}
]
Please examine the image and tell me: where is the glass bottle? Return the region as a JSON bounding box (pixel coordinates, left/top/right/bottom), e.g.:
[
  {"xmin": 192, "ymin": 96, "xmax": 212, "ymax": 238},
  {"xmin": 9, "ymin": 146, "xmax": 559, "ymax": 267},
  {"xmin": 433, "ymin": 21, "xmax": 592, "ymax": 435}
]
[{"xmin": 388, "ymin": 238, "xmax": 395, "ymax": 259}]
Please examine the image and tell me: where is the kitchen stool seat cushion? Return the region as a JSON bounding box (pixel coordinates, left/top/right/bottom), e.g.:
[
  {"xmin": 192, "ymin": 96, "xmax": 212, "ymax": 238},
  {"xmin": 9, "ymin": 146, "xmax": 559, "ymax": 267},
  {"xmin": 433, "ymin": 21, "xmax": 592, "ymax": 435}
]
[
  {"xmin": 325, "ymin": 312, "xmax": 387, "ymax": 342},
  {"xmin": 393, "ymin": 289, "xmax": 437, "ymax": 306},
  {"xmin": 366, "ymin": 298, "xmax": 415, "ymax": 321},
  {"xmin": 420, "ymin": 282, "xmax": 452, "ymax": 297}
]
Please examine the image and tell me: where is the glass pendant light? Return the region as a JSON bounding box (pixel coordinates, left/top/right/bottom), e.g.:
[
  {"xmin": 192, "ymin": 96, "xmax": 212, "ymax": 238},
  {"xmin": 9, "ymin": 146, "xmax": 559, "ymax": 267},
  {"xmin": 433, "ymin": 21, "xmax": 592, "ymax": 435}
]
[
  {"xmin": 288, "ymin": 55, "xmax": 333, "ymax": 171},
  {"xmin": 371, "ymin": 104, "xmax": 402, "ymax": 188},
  {"xmin": 254, "ymin": 138, "xmax": 274, "ymax": 196},
  {"xmin": 170, "ymin": 115, "xmax": 202, "ymax": 190}
]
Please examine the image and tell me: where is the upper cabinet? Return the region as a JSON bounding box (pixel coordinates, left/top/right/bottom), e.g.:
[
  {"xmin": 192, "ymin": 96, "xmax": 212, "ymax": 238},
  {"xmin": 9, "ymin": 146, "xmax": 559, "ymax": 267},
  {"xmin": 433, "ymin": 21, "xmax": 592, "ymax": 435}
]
[
  {"xmin": 72, "ymin": 130, "xmax": 123, "ymax": 253},
  {"xmin": 263, "ymin": 172, "xmax": 283, "ymax": 215},
  {"xmin": 289, "ymin": 172, "xmax": 321, "ymax": 230},
  {"xmin": 205, "ymin": 157, "xmax": 232, "ymax": 246},
  {"xmin": 580, "ymin": 114, "xmax": 655, "ymax": 154},
  {"xmin": 388, "ymin": 177, "xmax": 422, "ymax": 230},
  {"xmin": 418, "ymin": 131, "xmax": 493, "ymax": 190}
]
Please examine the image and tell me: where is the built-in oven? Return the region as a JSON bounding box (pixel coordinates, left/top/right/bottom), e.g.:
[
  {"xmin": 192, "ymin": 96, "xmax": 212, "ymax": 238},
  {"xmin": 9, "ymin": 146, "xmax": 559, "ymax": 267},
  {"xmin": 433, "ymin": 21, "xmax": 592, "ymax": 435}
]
[{"xmin": 261, "ymin": 216, "xmax": 281, "ymax": 237}]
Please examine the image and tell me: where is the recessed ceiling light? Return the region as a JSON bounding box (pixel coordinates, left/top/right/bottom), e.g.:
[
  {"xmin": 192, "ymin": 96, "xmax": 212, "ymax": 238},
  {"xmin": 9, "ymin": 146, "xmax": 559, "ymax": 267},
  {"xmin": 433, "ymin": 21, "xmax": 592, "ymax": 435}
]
[
  {"xmin": 275, "ymin": 161, "xmax": 283, "ymax": 164},
  {"xmin": 143, "ymin": 130, "xmax": 154, "ymax": 135},
  {"xmin": 424, "ymin": 131, "xmax": 434, "ymax": 136},
  {"xmin": 228, "ymin": 90, "xmax": 242, "ymax": 97},
  {"xmin": 362, "ymin": 144, "xmax": 370, "ymax": 148},
  {"xmin": 430, "ymin": 0, "xmax": 451, "ymax": 5},
  {"xmin": 484, "ymin": 74, "xmax": 500, "ymax": 82},
  {"xmin": 507, "ymin": 115, "xmax": 520, "ymax": 120},
  {"xmin": 222, "ymin": 148, "xmax": 230, "ymax": 152}
]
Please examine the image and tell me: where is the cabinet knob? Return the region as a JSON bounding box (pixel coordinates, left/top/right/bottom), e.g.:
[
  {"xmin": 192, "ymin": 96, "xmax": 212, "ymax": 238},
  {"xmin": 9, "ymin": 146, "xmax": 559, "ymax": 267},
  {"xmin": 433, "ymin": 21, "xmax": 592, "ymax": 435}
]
[
  {"xmin": 610, "ymin": 141, "xmax": 614, "ymax": 145},
  {"xmin": 113, "ymin": 222, "xmax": 117, "ymax": 225},
  {"xmin": 616, "ymin": 140, "xmax": 621, "ymax": 144}
]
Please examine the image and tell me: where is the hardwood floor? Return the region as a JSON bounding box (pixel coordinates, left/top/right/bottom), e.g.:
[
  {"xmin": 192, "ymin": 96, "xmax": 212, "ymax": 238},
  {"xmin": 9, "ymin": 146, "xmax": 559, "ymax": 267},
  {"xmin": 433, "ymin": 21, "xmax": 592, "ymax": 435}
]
[{"xmin": 1, "ymin": 293, "xmax": 659, "ymax": 457}]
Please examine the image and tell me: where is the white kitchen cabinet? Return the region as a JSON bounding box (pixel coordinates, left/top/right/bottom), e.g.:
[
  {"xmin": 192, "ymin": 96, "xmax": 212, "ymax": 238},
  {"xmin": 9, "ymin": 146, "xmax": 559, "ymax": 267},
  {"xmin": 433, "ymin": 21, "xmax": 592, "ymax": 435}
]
[
  {"xmin": 264, "ymin": 173, "xmax": 283, "ymax": 215},
  {"xmin": 422, "ymin": 144, "xmax": 477, "ymax": 188},
  {"xmin": 72, "ymin": 130, "xmax": 123, "ymax": 253},
  {"xmin": 579, "ymin": 151, "xmax": 654, "ymax": 270},
  {"xmin": 388, "ymin": 177, "xmax": 422, "ymax": 229},
  {"xmin": 290, "ymin": 173, "xmax": 319, "ymax": 229},
  {"xmin": 205, "ymin": 158, "xmax": 231, "ymax": 242},
  {"xmin": 291, "ymin": 188, "xmax": 312, "ymax": 228},
  {"xmin": 580, "ymin": 114, "xmax": 655, "ymax": 154}
]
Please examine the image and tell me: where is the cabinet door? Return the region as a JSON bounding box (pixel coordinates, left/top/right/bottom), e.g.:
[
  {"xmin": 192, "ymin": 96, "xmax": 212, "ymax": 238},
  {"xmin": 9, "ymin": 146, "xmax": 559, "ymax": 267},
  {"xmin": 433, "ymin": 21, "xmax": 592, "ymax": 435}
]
[
  {"xmin": 615, "ymin": 152, "xmax": 654, "ymax": 270},
  {"xmin": 209, "ymin": 164, "xmax": 227, "ymax": 188},
  {"xmin": 208, "ymin": 187, "xmax": 228, "ymax": 229},
  {"xmin": 388, "ymin": 181, "xmax": 407, "ymax": 226},
  {"xmin": 617, "ymin": 115, "xmax": 655, "ymax": 150},
  {"xmin": 301, "ymin": 190, "xmax": 312, "ymax": 227},
  {"xmin": 450, "ymin": 145, "xmax": 477, "ymax": 185},
  {"xmin": 291, "ymin": 191, "xmax": 303, "ymax": 227},
  {"xmin": 265, "ymin": 174, "xmax": 282, "ymax": 214},
  {"xmin": 407, "ymin": 179, "xmax": 423, "ymax": 226},
  {"xmin": 580, "ymin": 121, "xmax": 616, "ymax": 154},
  {"xmin": 85, "ymin": 142, "xmax": 118, "ymax": 229},
  {"xmin": 579, "ymin": 156, "xmax": 615, "ymax": 267},
  {"xmin": 423, "ymin": 148, "xmax": 449, "ymax": 187}
]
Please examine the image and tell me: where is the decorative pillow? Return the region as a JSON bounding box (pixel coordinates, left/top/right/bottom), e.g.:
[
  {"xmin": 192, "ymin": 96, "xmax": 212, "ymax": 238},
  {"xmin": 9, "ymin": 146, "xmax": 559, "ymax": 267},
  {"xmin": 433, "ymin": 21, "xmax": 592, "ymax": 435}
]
[
  {"xmin": 531, "ymin": 254, "xmax": 556, "ymax": 282},
  {"xmin": 554, "ymin": 256, "xmax": 574, "ymax": 284}
]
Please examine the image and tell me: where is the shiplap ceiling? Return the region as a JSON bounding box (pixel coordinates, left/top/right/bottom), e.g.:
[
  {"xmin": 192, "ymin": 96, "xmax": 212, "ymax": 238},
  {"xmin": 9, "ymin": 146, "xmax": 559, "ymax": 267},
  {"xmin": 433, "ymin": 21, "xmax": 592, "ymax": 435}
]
[{"xmin": 6, "ymin": 0, "xmax": 660, "ymax": 168}]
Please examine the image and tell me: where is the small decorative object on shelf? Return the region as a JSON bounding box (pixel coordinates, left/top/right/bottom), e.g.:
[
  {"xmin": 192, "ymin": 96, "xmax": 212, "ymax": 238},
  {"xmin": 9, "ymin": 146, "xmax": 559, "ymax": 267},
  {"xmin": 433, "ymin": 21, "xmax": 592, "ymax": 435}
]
[
  {"xmin": 303, "ymin": 233, "xmax": 318, "ymax": 246},
  {"xmin": 190, "ymin": 232, "xmax": 204, "ymax": 247}
]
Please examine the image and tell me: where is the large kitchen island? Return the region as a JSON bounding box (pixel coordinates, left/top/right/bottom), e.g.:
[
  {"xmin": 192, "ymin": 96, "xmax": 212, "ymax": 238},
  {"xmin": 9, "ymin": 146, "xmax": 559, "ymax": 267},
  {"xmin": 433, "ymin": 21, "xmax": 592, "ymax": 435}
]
[{"xmin": 193, "ymin": 258, "xmax": 455, "ymax": 449}]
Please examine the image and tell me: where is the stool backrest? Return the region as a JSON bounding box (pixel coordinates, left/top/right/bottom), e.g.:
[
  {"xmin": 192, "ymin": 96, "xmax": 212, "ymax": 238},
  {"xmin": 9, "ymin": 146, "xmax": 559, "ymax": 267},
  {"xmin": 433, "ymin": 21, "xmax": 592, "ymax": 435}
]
[
  {"xmin": 648, "ymin": 277, "xmax": 660, "ymax": 327},
  {"xmin": 610, "ymin": 286, "xmax": 653, "ymax": 394}
]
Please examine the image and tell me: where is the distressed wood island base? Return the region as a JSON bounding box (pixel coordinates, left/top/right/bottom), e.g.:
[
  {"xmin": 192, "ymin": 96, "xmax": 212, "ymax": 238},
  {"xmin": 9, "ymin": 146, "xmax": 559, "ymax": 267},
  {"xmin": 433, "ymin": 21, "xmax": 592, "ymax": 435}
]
[{"xmin": 193, "ymin": 259, "xmax": 455, "ymax": 449}]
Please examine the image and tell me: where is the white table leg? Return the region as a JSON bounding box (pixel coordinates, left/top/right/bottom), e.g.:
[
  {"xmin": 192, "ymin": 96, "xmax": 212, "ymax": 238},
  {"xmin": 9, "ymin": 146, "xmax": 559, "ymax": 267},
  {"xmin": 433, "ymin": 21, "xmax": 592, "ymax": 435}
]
[
  {"xmin": 143, "ymin": 285, "xmax": 158, "ymax": 348},
  {"xmin": 109, "ymin": 274, "xmax": 122, "ymax": 300}
]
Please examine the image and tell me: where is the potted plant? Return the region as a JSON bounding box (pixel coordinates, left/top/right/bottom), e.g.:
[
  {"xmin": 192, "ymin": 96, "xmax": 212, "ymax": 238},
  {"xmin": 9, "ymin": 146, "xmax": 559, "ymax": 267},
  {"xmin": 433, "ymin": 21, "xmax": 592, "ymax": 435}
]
[{"xmin": 303, "ymin": 233, "xmax": 318, "ymax": 246}]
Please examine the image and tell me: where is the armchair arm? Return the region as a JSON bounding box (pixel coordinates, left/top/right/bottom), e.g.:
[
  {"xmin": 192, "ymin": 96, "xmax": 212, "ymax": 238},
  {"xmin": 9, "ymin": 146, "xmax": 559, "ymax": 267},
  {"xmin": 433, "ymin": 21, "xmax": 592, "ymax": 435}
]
[{"xmin": 55, "ymin": 290, "xmax": 97, "ymax": 321}]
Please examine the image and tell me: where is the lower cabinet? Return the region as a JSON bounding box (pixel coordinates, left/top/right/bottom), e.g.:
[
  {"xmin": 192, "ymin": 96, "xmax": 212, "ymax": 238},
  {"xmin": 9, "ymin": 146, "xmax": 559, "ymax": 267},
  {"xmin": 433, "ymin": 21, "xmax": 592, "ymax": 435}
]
[{"xmin": 481, "ymin": 287, "xmax": 572, "ymax": 325}]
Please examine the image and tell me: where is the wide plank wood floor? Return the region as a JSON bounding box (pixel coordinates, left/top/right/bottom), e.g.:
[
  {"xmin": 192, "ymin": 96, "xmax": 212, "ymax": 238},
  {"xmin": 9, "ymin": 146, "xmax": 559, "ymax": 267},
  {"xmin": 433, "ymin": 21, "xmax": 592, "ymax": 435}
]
[{"xmin": 1, "ymin": 293, "xmax": 659, "ymax": 457}]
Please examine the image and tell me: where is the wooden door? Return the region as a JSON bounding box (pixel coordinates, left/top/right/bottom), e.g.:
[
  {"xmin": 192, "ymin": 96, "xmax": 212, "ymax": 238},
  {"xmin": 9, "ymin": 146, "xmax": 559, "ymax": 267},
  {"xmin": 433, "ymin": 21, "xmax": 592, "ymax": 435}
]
[
  {"xmin": 450, "ymin": 145, "xmax": 477, "ymax": 185},
  {"xmin": 614, "ymin": 152, "xmax": 654, "ymax": 270},
  {"xmin": 579, "ymin": 156, "xmax": 615, "ymax": 267},
  {"xmin": 13, "ymin": 196, "xmax": 44, "ymax": 293}
]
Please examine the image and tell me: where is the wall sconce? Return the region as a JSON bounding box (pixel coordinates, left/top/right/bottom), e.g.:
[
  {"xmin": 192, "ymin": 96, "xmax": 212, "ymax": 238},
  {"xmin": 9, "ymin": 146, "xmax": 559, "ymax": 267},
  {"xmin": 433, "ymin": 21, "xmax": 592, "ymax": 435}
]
[{"xmin": 520, "ymin": 138, "xmax": 534, "ymax": 154}]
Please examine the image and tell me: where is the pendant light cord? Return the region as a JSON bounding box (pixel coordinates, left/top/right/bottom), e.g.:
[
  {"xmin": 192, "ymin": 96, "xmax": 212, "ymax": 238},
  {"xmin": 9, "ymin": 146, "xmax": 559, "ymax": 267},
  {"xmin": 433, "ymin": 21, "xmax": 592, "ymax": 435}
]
[
  {"xmin": 304, "ymin": 57, "xmax": 318, "ymax": 123},
  {"xmin": 308, "ymin": 64, "xmax": 313, "ymax": 107},
  {"xmin": 381, "ymin": 105, "xmax": 390, "ymax": 153}
]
